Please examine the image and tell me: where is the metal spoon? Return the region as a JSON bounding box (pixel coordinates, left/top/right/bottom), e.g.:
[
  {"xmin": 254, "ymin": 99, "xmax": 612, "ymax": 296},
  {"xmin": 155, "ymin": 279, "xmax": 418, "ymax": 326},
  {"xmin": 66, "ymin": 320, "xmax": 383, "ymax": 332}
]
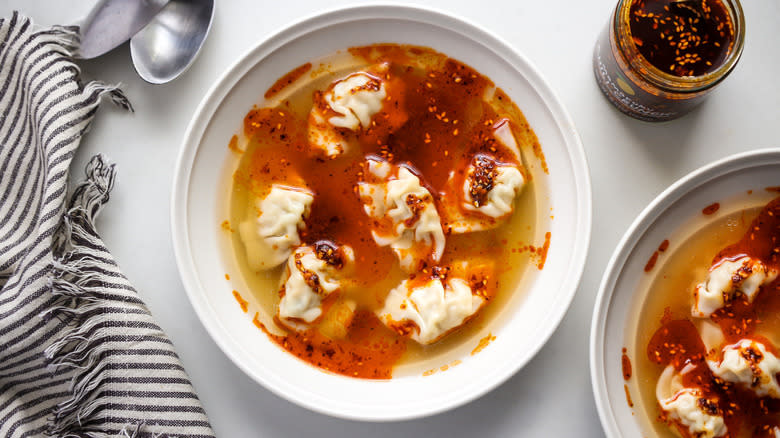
[
  {"xmin": 78, "ymin": 0, "xmax": 170, "ymax": 59},
  {"xmin": 129, "ymin": 0, "xmax": 215, "ymax": 84}
]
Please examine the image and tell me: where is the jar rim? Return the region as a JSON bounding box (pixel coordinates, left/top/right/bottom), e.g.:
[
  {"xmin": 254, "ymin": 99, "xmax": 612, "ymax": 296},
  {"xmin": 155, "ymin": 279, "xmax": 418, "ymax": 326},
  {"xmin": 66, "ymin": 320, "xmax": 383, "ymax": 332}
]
[{"xmin": 614, "ymin": 0, "xmax": 745, "ymax": 93}]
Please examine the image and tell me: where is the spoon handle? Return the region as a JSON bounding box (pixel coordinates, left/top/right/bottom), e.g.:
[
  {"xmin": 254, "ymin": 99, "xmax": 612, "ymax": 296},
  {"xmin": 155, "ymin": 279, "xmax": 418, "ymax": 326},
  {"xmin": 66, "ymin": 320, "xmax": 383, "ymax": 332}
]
[{"xmin": 78, "ymin": 0, "xmax": 170, "ymax": 59}]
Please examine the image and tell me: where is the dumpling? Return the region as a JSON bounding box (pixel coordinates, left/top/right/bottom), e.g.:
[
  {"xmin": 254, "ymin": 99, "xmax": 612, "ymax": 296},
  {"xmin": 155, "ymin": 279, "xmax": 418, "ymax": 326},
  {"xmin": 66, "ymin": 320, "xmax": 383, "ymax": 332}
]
[
  {"xmin": 325, "ymin": 72, "xmax": 387, "ymax": 130},
  {"xmin": 440, "ymin": 119, "xmax": 526, "ymax": 234},
  {"xmin": 656, "ymin": 365, "xmax": 727, "ymax": 438},
  {"xmin": 308, "ymin": 70, "xmax": 387, "ymax": 159},
  {"xmin": 707, "ymin": 339, "xmax": 780, "ymax": 399},
  {"xmin": 277, "ymin": 241, "xmax": 354, "ymax": 330},
  {"xmin": 461, "ymin": 154, "xmax": 525, "ymax": 218},
  {"xmin": 698, "ymin": 319, "xmax": 726, "ymax": 358},
  {"xmin": 376, "ymin": 267, "xmax": 487, "ymax": 345},
  {"xmin": 356, "ymin": 157, "xmax": 393, "ymax": 216},
  {"xmin": 692, "ymin": 256, "xmax": 778, "ymax": 317},
  {"xmin": 492, "ymin": 118, "xmax": 522, "ymax": 159},
  {"xmin": 238, "ymin": 185, "xmax": 314, "ymax": 271},
  {"xmin": 308, "ymin": 108, "xmax": 346, "ymax": 159},
  {"xmin": 357, "ymin": 157, "xmax": 445, "ymax": 271}
]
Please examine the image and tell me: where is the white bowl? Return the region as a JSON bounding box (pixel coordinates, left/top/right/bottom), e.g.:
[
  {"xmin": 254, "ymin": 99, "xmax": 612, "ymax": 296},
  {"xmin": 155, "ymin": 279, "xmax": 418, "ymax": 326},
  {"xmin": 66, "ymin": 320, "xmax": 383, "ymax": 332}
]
[
  {"xmin": 590, "ymin": 149, "xmax": 780, "ymax": 437},
  {"xmin": 172, "ymin": 4, "xmax": 591, "ymax": 421}
]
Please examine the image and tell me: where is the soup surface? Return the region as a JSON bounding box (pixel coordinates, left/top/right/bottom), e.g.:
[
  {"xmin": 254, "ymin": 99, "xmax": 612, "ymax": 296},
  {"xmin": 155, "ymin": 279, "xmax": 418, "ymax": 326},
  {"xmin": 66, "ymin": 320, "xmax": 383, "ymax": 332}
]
[
  {"xmin": 634, "ymin": 196, "xmax": 780, "ymax": 437},
  {"xmin": 226, "ymin": 44, "xmax": 549, "ymax": 378}
]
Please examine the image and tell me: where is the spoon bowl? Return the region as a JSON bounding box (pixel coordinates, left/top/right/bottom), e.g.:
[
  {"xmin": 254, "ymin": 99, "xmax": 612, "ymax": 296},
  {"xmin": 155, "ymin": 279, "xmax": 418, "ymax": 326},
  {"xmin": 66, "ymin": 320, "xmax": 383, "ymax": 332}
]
[{"xmin": 130, "ymin": 0, "xmax": 215, "ymax": 84}]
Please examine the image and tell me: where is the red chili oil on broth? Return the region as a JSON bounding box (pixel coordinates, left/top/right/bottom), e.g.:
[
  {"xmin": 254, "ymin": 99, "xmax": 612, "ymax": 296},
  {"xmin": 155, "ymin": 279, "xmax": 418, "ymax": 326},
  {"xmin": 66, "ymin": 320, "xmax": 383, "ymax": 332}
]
[
  {"xmin": 702, "ymin": 202, "xmax": 720, "ymax": 215},
  {"xmin": 622, "ymin": 348, "xmax": 633, "ymax": 380},
  {"xmin": 635, "ymin": 197, "xmax": 780, "ymax": 437},
  {"xmin": 229, "ymin": 44, "xmax": 546, "ymax": 379},
  {"xmin": 256, "ymin": 311, "xmax": 406, "ymax": 379}
]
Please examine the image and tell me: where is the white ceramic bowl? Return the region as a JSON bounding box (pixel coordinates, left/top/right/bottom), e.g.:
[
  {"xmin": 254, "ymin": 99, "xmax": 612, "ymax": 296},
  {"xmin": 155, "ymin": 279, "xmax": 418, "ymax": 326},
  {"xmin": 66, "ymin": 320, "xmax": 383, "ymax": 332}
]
[
  {"xmin": 172, "ymin": 5, "xmax": 591, "ymax": 421},
  {"xmin": 590, "ymin": 149, "xmax": 780, "ymax": 437}
]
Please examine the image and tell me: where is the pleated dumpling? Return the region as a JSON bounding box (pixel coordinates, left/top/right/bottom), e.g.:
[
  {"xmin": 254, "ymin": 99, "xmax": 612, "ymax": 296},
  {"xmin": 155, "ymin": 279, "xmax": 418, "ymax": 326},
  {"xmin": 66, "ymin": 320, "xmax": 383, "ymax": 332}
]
[
  {"xmin": 357, "ymin": 157, "xmax": 445, "ymax": 272},
  {"xmin": 655, "ymin": 365, "xmax": 727, "ymax": 438},
  {"xmin": 692, "ymin": 256, "xmax": 777, "ymax": 317},
  {"xmin": 277, "ymin": 241, "xmax": 354, "ymax": 330},
  {"xmin": 238, "ymin": 185, "xmax": 314, "ymax": 271},
  {"xmin": 308, "ymin": 69, "xmax": 387, "ymax": 159},
  {"xmin": 377, "ymin": 276, "xmax": 483, "ymax": 345},
  {"xmin": 461, "ymin": 153, "xmax": 525, "ymax": 218},
  {"xmin": 375, "ymin": 261, "xmax": 494, "ymax": 345},
  {"xmin": 707, "ymin": 339, "xmax": 780, "ymax": 398},
  {"xmin": 440, "ymin": 119, "xmax": 527, "ymax": 234}
]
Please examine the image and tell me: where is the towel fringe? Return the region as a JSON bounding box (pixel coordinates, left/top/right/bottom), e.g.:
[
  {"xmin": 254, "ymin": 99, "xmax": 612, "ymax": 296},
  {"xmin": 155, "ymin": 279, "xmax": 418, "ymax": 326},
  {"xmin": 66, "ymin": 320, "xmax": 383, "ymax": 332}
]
[
  {"xmin": 37, "ymin": 24, "xmax": 81, "ymax": 57},
  {"xmin": 83, "ymin": 81, "xmax": 134, "ymax": 112},
  {"xmin": 43, "ymin": 155, "xmax": 144, "ymax": 437}
]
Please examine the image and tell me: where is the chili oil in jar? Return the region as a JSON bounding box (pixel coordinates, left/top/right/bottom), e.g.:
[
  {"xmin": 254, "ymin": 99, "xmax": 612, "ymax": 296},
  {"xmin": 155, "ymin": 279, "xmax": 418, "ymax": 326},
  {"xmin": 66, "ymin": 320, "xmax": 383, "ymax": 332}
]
[{"xmin": 593, "ymin": 0, "xmax": 744, "ymax": 122}]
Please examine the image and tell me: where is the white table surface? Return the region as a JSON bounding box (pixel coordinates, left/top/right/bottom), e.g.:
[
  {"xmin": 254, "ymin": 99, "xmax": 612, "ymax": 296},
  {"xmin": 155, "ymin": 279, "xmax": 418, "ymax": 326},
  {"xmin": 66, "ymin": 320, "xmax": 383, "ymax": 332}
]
[{"xmin": 3, "ymin": 1, "xmax": 779, "ymax": 436}]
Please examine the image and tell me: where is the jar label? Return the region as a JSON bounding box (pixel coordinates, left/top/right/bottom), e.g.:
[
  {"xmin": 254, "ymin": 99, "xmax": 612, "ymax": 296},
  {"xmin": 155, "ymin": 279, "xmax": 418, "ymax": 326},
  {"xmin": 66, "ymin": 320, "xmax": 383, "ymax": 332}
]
[{"xmin": 594, "ymin": 40, "xmax": 678, "ymax": 121}]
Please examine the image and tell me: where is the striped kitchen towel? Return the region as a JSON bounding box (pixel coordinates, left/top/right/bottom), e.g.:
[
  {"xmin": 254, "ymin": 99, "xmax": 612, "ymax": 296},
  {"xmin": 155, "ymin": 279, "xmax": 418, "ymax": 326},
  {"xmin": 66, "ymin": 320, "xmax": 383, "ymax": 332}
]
[{"xmin": 0, "ymin": 12, "xmax": 215, "ymax": 438}]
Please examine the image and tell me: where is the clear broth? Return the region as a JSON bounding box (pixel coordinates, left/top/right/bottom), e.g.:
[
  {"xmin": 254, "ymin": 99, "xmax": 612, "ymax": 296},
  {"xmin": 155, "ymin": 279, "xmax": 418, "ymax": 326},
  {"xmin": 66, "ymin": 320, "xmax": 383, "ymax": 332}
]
[
  {"xmin": 226, "ymin": 45, "xmax": 549, "ymax": 377},
  {"xmin": 634, "ymin": 206, "xmax": 780, "ymax": 437}
]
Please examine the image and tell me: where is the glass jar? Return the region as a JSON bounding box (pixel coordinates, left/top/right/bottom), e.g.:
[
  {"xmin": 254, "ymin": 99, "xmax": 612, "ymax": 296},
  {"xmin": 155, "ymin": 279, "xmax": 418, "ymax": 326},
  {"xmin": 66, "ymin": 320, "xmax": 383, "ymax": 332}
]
[{"xmin": 593, "ymin": 0, "xmax": 745, "ymax": 122}]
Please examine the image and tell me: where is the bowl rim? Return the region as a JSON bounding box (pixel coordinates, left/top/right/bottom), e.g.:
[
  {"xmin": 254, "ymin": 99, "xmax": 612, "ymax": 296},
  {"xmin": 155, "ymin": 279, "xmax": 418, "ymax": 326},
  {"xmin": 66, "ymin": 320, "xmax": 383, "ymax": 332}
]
[
  {"xmin": 171, "ymin": 3, "xmax": 592, "ymax": 421},
  {"xmin": 589, "ymin": 148, "xmax": 780, "ymax": 437}
]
